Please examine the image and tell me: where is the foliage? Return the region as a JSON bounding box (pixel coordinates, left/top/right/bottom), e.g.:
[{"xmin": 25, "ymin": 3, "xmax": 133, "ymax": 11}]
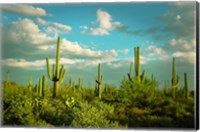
[{"xmin": 2, "ymin": 46, "xmax": 195, "ymax": 129}]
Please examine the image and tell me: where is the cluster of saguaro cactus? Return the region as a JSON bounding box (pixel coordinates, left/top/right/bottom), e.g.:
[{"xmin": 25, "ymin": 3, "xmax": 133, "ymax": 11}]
[
  {"xmin": 36, "ymin": 75, "xmax": 46, "ymax": 96},
  {"xmin": 171, "ymin": 57, "xmax": 180, "ymax": 98},
  {"xmin": 128, "ymin": 47, "xmax": 145, "ymax": 83},
  {"xmin": 46, "ymin": 37, "xmax": 66, "ymax": 98},
  {"xmin": 184, "ymin": 72, "xmax": 189, "ymax": 99},
  {"xmin": 95, "ymin": 63, "xmax": 103, "ymax": 99}
]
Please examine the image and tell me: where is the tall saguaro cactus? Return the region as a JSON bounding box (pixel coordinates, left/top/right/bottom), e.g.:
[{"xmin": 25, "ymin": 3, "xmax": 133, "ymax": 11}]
[
  {"xmin": 134, "ymin": 47, "xmax": 140, "ymax": 82},
  {"xmin": 42, "ymin": 75, "xmax": 46, "ymax": 96},
  {"xmin": 184, "ymin": 72, "xmax": 189, "ymax": 99},
  {"xmin": 46, "ymin": 37, "xmax": 66, "ymax": 98},
  {"xmin": 132, "ymin": 47, "xmax": 145, "ymax": 83},
  {"xmin": 38, "ymin": 75, "xmax": 46, "ymax": 97},
  {"xmin": 95, "ymin": 63, "xmax": 103, "ymax": 99},
  {"xmin": 171, "ymin": 57, "xmax": 180, "ymax": 98}
]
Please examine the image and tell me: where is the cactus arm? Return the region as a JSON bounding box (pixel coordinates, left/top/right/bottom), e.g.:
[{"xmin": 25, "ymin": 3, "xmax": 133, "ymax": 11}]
[
  {"xmin": 59, "ymin": 68, "xmax": 66, "ymax": 83},
  {"xmin": 128, "ymin": 62, "xmax": 133, "ymax": 81},
  {"xmin": 137, "ymin": 47, "xmax": 140, "ymax": 78},
  {"xmin": 42, "ymin": 75, "xmax": 46, "ymax": 96},
  {"xmin": 46, "ymin": 57, "xmax": 53, "ymax": 81},
  {"xmin": 98, "ymin": 63, "xmax": 101, "ymax": 82},
  {"xmin": 59, "ymin": 65, "xmax": 65, "ymax": 78},
  {"xmin": 134, "ymin": 47, "xmax": 137, "ymax": 76},
  {"xmin": 56, "ymin": 37, "xmax": 61, "ymax": 79},
  {"xmin": 39, "ymin": 78, "xmax": 42, "ymax": 96}
]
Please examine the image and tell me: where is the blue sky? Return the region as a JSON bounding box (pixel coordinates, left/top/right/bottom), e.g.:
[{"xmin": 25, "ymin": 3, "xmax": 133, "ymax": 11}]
[{"xmin": 0, "ymin": 2, "xmax": 197, "ymax": 90}]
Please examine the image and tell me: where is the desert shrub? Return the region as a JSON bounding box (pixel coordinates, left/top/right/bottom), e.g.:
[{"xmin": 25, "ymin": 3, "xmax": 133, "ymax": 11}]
[{"xmin": 70, "ymin": 101, "xmax": 126, "ymax": 128}]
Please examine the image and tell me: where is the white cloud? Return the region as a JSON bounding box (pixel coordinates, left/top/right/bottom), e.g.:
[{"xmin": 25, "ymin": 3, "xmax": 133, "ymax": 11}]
[
  {"xmin": 118, "ymin": 49, "xmax": 130, "ymax": 55},
  {"xmin": 5, "ymin": 18, "xmax": 54, "ymax": 46},
  {"xmin": 176, "ymin": 15, "xmax": 181, "ymax": 21},
  {"xmin": 81, "ymin": 9, "xmax": 124, "ymax": 36},
  {"xmin": 173, "ymin": 51, "xmax": 195, "ymax": 64},
  {"xmin": 145, "ymin": 45, "xmax": 165, "ymax": 57},
  {"xmin": 169, "ymin": 38, "xmax": 195, "ymax": 51},
  {"xmin": 36, "ymin": 17, "xmax": 72, "ymax": 34},
  {"xmin": 60, "ymin": 38, "xmax": 119, "ymax": 59},
  {"xmin": 36, "ymin": 17, "xmax": 49, "ymax": 26},
  {"xmin": 53, "ymin": 22, "xmax": 72, "ymax": 32},
  {"xmin": 97, "ymin": 9, "xmax": 112, "ymax": 30},
  {"xmin": 166, "ymin": 38, "xmax": 196, "ymax": 64},
  {"xmin": 0, "ymin": 4, "xmax": 48, "ymax": 16},
  {"xmin": 2, "ymin": 58, "xmax": 46, "ymax": 69},
  {"xmin": 3, "ymin": 18, "xmax": 130, "ymax": 69}
]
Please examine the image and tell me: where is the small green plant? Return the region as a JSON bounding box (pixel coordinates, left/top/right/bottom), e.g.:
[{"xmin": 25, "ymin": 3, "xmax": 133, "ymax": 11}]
[{"xmin": 65, "ymin": 97, "xmax": 75, "ymax": 108}]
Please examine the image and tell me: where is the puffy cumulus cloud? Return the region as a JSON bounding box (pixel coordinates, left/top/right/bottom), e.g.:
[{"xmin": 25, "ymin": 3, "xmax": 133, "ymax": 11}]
[
  {"xmin": 157, "ymin": 2, "xmax": 195, "ymax": 39},
  {"xmin": 60, "ymin": 38, "xmax": 121, "ymax": 60},
  {"xmin": 165, "ymin": 38, "xmax": 196, "ymax": 64},
  {"xmin": 3, "ymin": 18, "xmax": 129, "ymax": 68},
  {"xmin": 2, "ymin": 57, "xmax": 84, "ymax": 70},
  {"xmin": 144, "ymin": 45, "xmax": 170, "ymax": 62},
  {"xmin": 0, "ymin": 4, "xmax": 48, "ymax": 16},
  {"xmin": 81, "ymin": 9, "xmax": 125, "ymax": 36},
  {"xmin": 4, "ymin": 18, "xmax": 54, "ymax": 46},
  {"xmin": 36, "ymin": 17, "xmax": 72, "ymax": 34},
  {"xmin": 145, "ymin": 46, "xmax": 165, "ymax": 57},
  {"xmin": 169, "ymin": 38, "xmax": 195, "ymax": 51},
  {"xmin": 36, "ymin": 17, "xmax": 49, "ymax": 26},
  {"xmin": 173, "ymin": 51, "xmax": 195, "ymax": 64},
  {"xmin": 2, "ymin": 58, "xmax": 46, "ymax": 70},
  {"xmin": 97, "ymin": 9, "xmax": 112, "ymax": 30}
]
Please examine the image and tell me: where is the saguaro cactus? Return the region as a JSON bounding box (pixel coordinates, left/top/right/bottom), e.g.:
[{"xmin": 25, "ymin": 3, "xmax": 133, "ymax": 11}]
[
  {"xmin": 184, "ymin": 72, "xmax": 189, "ymax": 99},
  {"xmin": 38, "ymin": 78, "xmax": 42, "ymax": 96},
  {"xmin": 95, "ymin": 63, "xmax": 103, "ymax": 99},
  {"xmin": 38, "ymin": 75, "xmax": 46, "ymax": 97},
  {"xmin": 42, "ymin": 75, "xmax": 46, "ymax": 96},
  {"xmin": 134, "ymin": 47, "xmax": 140, "ymax": 82},
  {"xmin": 132, "ymin": 47, "xmax": 145, "ymax": 83},
  {"xmin": 171, "ymin": 57, "xmax": 180, "ymax": 98},
  {"xmin": 46, "ymin": 37, "xmax": 66, "ymax": 98}
]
